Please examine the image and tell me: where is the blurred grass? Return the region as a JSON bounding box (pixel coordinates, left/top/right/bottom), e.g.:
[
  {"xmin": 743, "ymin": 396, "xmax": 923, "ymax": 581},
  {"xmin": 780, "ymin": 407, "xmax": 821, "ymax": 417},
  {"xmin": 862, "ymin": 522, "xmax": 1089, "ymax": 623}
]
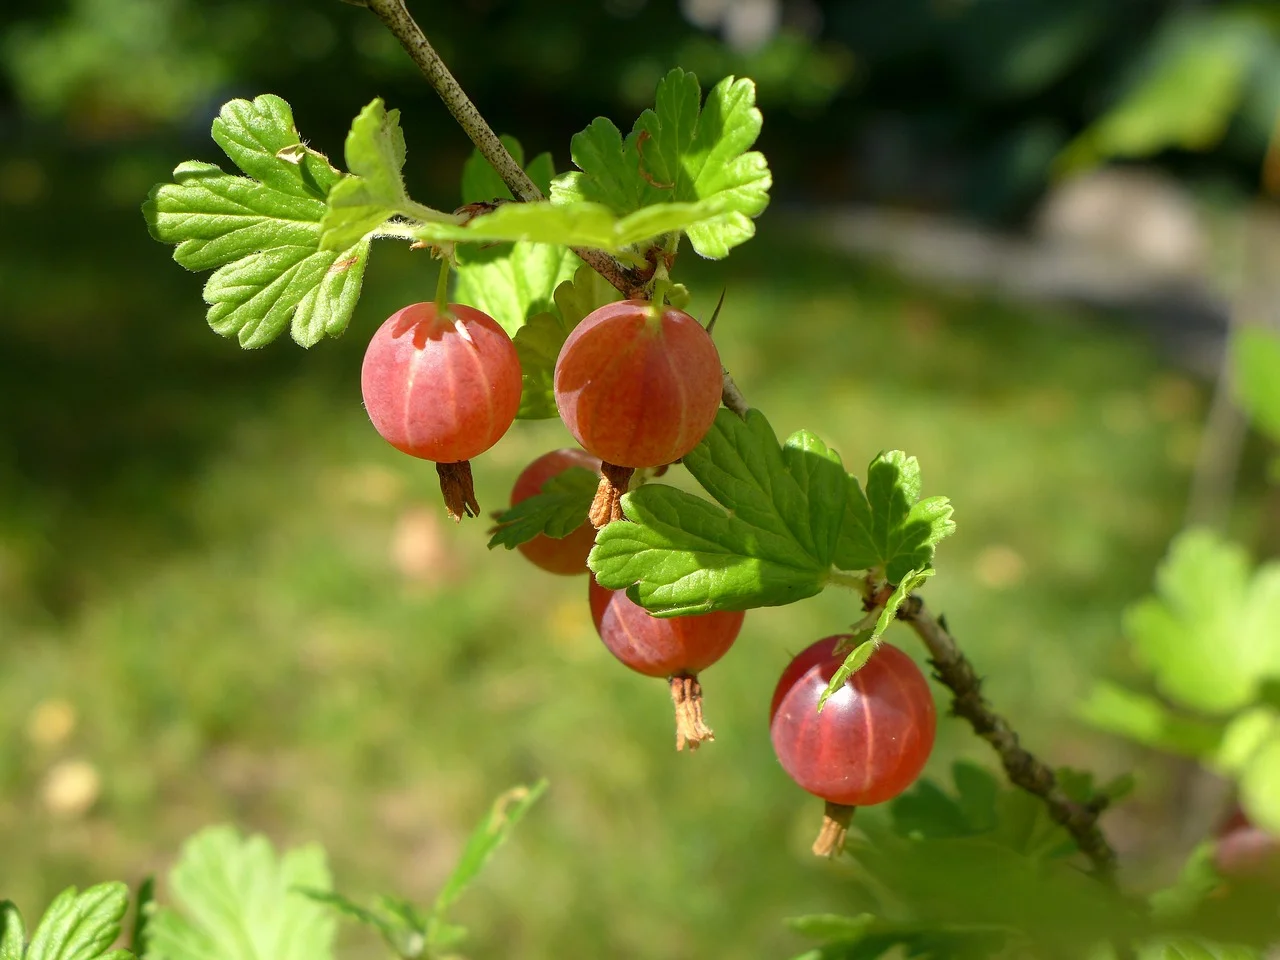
[{"xmin": 0, "ymin": 216, "xmax": 1218, "ymax": 957}]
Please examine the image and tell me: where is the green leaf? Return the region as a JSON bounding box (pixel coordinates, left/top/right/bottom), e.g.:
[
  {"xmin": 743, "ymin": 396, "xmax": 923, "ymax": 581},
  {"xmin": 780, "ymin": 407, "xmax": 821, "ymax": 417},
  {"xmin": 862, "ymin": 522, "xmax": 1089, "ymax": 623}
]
[
  {"xmin": 129, "ymin": 879, "xmax": 155, "ymax": 959},
  {"xmin": 453, "ymin": 243, "xmax": 578, "ymax": 339},
  {"xmin": 1150, "ymin": 843, "xmax": 1223, "ymax": 921},
  {"xmin": 1056, "ymin": 10, "xmax": 1261, "ymax": 170},
  {"xmin": 1125, "ymin": 528, "xmax": 1280, "ymax": 715},
  {"xmin": 836, "ymin": 452, "xmax": 955, "ymax": 584},
  {"xmin": 589, "ymin": 410, "xmax": 847, "ymax": 615},
  {"xmin": 144, "ymin": 94, "xmax": 370, "ymax": 348},
  {"xmin": 1233, "ymin": 328, "xmax": 1280, "ymax": 446},
  {"xmin": 591, "ymin": 411, "xmax": 952, "ymax": 615},
  {"xmin": 1239, "ymin": 731, "xmax": 1280, "ymax": 835},
  {"xmin": 488, "ymin": 467, "xmax": 598, "ymax": 551},
  {"xmin": 550, "ymin": 69, "xmax": 772, "ymax": 258},
  {"xmin": 318, "ymin": 98, "xmax": 408, "ymax": 251},
  {"xmin": 819, "ymin": 569, "xmax": 933, "ymax": 707},
  {"xmin": 145, "ymin": 825, "xmax": 335, "ymax": 960},
  {"xmin": 1, "ymin": 902, "xmax": 25, "ymax": 960},
  {"xmin": 1077, "ymin": 681, "xmax": 1225, "ymax": 757},
  {"xmin": 432, "ymin": 780, "xmax": 547, "ymax": 921},
  {"xmin": 891, "ymin": 762, "xmax": 1000, "ymax": 840},
  {"xmin": 410, "ymin": 196, "xmax": 739, "ymax": 254},
  {"xmin": 25, "ymin": 883, "xmax": 130, "ymax": 960}
]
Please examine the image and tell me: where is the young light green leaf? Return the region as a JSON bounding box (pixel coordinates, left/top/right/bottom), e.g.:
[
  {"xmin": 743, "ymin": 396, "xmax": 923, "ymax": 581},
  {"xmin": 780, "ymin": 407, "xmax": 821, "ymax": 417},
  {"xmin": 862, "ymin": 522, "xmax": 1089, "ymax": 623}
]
[
  {"xmin": 785, "ymin": 914, "xmax": 876, "ymax": 940},
  {"xmin": 550, "ymin": 69, "xmax": 771, "ymax": 259},
  {"xmin": 509, "ymin": 264, "xmax": 621, "ymax": 418},
  {"xmin": 410, "ymin": 196, "xmax": 736, "ymax": 253},
  {"xmin": 453, "ymin": 243, "xmax": 578, "ymax": 339},
  {"xmin": 25, "ymin": 883, "xmax": 130, "ymax": 960},
  {"xmin": 836, "ymin": 452, "xmax": 955, "ymax": 584},
  {"xmin": 589, "ymin": 409, "xmax": 848, "ymax": 615},
  {"xmin": 818, "ymin": 569, "xmax": 933, "ymax": 707},
  {"xmin": 432, "ymin": 780, "xmax": 547, "ymax": 920},
  {"xmin": 1233, "ymin": 327, "xmax": 1280, "ymax": 446},
  {"xmin": 1125, "ymin": 528, "xmax": 1280, "ymax": 715},
  {"xmin": 144, "ymin": 94, "xmax": 370, "ymax": 348},
  {"xmin": 144, "ymin": 825, "xmax": 335, "ymax": 960},
  {"xmin": 0, "ymin": 902, "xmax": 25, "ymax": 960},
  {"xmin": 319, "ymin": 98, "xmax": 409, "ymax": 251},
  {"xmin": 1077, "ymin": 681, "xmax": 1224, "ymax": 758},
  {"xmin": 488, "ymin": 467, "xmax": 598, "ymax": 551}
]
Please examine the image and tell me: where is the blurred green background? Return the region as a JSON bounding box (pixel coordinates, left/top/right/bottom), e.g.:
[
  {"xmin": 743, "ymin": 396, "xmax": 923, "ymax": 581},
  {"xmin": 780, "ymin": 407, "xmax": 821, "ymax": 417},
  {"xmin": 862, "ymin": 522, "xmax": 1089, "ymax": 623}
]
[{"xmin": 2, "ymin": 1, "xmax": 1279, "ymax": 957}]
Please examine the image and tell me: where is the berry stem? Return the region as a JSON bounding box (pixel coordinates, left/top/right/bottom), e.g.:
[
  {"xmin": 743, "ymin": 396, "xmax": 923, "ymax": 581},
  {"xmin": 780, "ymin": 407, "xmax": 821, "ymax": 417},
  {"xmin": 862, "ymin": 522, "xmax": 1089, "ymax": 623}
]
[
  {"xmin": 669, "ymin": 673, "xmax": 715, "ymax": 751},
  {"xmin": 812, "ymin": 802, "xmax": 855, "ymax": 858},
  {"xmin": 436, "ymin": 461, "xmax": 480, "ymax": 522},
  {"xmin": 589, "ymin": 463, "xmax": 634, "ymax": 529},
  {"xmin": 434, "ymin": 259, "xmax": 452, "ymax": 314}
]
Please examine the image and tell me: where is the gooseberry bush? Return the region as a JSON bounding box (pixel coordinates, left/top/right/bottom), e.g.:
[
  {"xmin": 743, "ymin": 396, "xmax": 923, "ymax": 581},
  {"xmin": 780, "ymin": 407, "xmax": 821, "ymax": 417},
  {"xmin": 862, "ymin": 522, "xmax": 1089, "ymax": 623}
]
[{"xmin": 7, "ymin": 2, "xmax": 1280, "ymax": 959}]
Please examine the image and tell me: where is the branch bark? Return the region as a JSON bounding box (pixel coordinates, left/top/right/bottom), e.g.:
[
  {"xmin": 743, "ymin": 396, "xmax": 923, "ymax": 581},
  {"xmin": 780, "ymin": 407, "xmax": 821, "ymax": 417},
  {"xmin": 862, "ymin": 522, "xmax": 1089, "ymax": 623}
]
[
  {"xmin": 362, "ymin": 0, "xmax": 649, "ymax": 299},
  {"xmin": 898, "ymin": 594, "xmax": 1118, "ymax": 881}
]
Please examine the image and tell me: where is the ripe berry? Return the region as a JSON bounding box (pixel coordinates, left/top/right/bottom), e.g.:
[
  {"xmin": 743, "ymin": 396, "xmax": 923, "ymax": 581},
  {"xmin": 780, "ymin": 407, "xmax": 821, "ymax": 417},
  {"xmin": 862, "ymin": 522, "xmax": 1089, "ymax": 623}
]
[
  {"xmin": 554, "ymin": 299, "xmax": 723, "ymax": 526},
  {"xmin": 589, "ymin": 576, "xmax": 744, "ymax": 750},
  {"xmin": 510, "ymin": 448, "xmax": 601, "ymax": 575},
  {"xmin": 361, "ymin": 302, "xmax": 522, "ymax": 519},
  {"xmin": 770, "ymin": 637, "xmax": 936, "ymax": 856}
]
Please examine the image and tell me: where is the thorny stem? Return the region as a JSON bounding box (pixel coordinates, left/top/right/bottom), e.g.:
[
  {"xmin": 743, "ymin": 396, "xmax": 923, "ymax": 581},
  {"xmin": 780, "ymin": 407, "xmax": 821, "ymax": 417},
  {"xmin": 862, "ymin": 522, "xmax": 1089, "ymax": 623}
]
[
  {"xmin": 898, "ymin": 594, "xmax": 1119, "ymax": 881},
  {"xmin": 362, "ymin": 0, "xmax": 649, "ymax": 299},
  {"xmin": 361, "ymin": 0, "xmax": 750, "ymax": 418},
  {"xmin": 357, "ymin": 2, "xmax": 1117, "ymax": 874}
]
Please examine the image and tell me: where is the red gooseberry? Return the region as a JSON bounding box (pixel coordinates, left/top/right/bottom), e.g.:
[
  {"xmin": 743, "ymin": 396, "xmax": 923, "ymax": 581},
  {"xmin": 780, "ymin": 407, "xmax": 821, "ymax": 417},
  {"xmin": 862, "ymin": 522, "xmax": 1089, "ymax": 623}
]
[
  {"xmin": 770, "ymin": 636, "xmax": 936, "ymax": 856},
  {"xmin": 554, "ymin": 299, "xmax": 722, "ymax": 526},
  {"xmin": 589, "ymin": 576, "xmax": 744, "ymax": 750},
  {"xmin": 510, "ymin": 448, "xmax": 601, "ymax": 575},
  {"xmin": 361, "ymin": 301, "xmax": 522, "ymax": 519}
]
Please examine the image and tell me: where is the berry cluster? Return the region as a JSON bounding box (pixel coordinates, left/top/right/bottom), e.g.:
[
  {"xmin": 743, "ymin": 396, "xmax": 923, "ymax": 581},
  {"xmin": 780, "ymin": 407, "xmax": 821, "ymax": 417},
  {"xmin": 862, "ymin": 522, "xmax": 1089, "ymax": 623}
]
[{"xmin": 360, "ymin": 292, "xmax": 937, "ymax": 852}]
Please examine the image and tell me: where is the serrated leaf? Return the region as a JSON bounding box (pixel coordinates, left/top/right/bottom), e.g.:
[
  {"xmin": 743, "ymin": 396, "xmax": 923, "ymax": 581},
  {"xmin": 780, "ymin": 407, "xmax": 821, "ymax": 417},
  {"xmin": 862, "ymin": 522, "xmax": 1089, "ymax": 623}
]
[
  {"xmin": 836, "ymin": 452, "xmax": 955, "ymax": 583},
  {"xmin": 488, "ymin": 467, "xmax": 598, "ymax": 550},
  {"xmin": 1077, "ymin": 681, "xmax": 1225, "ymax": 758},
  {"xmin": 25, "ymin": 883, "xmax": 130, "ymax": 960},
  {"xmin": 892, "ymin": 763, "xmax": 1001, "ymax": 840},
  {"xmin": 819, "ymin": 569, "xmax": 933, "ymax": 707},
  {"xmin": 433, "ymin": 780, "xmax": 547, "ymax": 920},
  {"xmin": 144, "ymin": 825, "xmax": 334, "ymax": 960},
  {"xmin": 1125, "ymin": 528, "xmax": 1280, "ymax": 714},
  {"xmin": 549, "ymin": 69, "xmax": 771, "ymax": 258},
  {"xmin": 589, "ymin": 409, "xmax": 846, "ymax": 615},
  {"xmin": 319, "ymin": 98, "xmax": 408, "ymax": 251},
  {"xmin": 591, "ymin": 411, "xmax": 952, "ymax": 616},
  {"xmin": 144, "ymin": 94, "xmax": 369, "ymax": 348},
  {"xmin": 1233, "ymin": 327, "xmax": 1280, "ymax": 446},
  {"xmin": 1, "ymin": 902, "xmax": 25, "ymax": 960}
]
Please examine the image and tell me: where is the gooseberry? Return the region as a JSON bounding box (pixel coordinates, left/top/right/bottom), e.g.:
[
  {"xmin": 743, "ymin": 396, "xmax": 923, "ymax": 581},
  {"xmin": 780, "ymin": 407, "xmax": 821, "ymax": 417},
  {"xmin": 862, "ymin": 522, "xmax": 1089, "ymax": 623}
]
[
  {"xmin": 770, "ymin": 636, "xmax": 936, "ymax": 856},
  {"xmin": 510, "ymin": 448, "xmax": 601, "ymax": 575},
  {"xmin": 589, "ymin": 576, "xmax": 744, "ymax": 750},
  {"xmin": 554, "ymin": 299, "xmax": 722, "ymax": 525},
  {"xmin": 361, "ymin": 301, "xmax": 522, "ymax": 519}
]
